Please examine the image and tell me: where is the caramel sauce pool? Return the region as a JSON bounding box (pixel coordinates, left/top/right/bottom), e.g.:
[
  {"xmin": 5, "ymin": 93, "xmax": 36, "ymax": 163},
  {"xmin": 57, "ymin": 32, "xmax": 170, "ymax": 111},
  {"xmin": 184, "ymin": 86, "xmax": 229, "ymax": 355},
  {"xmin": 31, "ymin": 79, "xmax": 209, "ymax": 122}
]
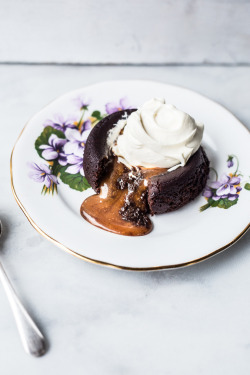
[{"xmin": 81, "ymin": 159, "xmax": 166, "ymax": 236}]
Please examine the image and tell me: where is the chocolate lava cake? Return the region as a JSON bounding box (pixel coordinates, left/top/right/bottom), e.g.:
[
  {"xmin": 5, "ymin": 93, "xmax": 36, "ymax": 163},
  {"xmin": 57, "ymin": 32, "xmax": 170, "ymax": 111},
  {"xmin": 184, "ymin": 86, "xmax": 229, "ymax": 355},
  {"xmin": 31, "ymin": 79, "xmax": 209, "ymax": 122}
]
[{"xmin": 82, "ymin": 109, "xmax": 209, "ymax": 236}]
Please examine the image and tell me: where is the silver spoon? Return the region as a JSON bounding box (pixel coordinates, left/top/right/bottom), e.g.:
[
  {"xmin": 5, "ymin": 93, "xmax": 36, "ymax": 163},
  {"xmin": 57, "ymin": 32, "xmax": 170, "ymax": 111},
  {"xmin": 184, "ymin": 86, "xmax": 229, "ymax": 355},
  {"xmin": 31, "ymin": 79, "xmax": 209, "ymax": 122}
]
[{"xmin": 0, "ymin": 221, "xmax": 46, "ymax": 356}]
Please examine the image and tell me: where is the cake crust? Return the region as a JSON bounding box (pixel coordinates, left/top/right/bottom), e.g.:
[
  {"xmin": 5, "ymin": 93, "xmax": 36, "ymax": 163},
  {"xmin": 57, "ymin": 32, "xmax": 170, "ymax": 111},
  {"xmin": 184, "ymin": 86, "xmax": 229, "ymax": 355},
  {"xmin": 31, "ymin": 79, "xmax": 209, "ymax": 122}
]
[
  {"xmin": 148, "ymin": 147, "xmax": 209, "ymax": 214},
  {"xmin": 83, "ymin": 109, "xmax": 136, "ymax": 192}
]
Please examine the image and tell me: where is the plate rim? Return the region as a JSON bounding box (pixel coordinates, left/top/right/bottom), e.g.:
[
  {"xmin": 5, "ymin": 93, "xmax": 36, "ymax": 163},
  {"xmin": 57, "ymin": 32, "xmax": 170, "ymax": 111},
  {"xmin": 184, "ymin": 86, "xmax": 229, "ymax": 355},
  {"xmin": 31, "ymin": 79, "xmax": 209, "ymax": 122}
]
[{"xmin": 10, "ymin": 80, "xmax": 250, "ymax": 271}]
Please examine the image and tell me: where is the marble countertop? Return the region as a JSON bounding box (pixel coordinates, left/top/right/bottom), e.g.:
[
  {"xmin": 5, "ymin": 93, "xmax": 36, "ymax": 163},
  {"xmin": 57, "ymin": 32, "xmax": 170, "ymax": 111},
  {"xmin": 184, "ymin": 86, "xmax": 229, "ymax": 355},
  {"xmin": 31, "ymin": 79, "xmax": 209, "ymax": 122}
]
[
  {"xmin": 1, "ymin": 0, "xmax": 250, "ymax": 64},
  {"xmin": 0, "ymin": 65, "xmax": 249, "ymax": 374}
]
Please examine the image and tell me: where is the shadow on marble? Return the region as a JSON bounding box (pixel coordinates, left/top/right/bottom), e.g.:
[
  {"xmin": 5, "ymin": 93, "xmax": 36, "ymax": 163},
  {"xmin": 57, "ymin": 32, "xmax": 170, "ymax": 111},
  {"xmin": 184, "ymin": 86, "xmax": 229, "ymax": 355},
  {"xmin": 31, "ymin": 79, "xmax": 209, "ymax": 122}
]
[
  {"xmin": 76, "ymin": 227, "xmax": 250, "ymax": 286},
  {"xmin": 141, "ymin": 229, "xmax": 250, "ymax": 282},
  {"xmin": 0, "ymin": 214, "xmax": 11, "ymax": 251}
]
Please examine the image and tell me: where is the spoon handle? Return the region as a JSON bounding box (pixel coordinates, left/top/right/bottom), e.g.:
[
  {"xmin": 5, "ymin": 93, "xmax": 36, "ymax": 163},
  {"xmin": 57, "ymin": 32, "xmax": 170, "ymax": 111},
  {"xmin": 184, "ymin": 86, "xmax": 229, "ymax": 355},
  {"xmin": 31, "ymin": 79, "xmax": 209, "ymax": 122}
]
[{"xmin": 0, "ymin": 262, "xmax": 46, "ymax": 357}]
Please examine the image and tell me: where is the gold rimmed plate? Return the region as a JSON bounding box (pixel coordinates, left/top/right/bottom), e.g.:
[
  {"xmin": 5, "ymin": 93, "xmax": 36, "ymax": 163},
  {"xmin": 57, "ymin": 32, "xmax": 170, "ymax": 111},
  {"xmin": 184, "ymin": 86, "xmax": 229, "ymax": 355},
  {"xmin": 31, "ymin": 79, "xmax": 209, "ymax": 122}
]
[{"xmin": 11, "ymin": 80, "xmax": 250, "ymax": 270}]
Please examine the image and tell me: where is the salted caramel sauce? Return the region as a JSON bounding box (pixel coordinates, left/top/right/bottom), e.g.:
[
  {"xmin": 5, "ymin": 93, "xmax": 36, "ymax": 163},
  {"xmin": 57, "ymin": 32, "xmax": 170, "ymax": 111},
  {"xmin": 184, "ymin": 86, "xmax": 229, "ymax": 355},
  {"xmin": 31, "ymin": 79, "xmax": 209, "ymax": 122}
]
[{"xmin": 80, "ymin": 158, "xmax": 167, "ymax": 236}]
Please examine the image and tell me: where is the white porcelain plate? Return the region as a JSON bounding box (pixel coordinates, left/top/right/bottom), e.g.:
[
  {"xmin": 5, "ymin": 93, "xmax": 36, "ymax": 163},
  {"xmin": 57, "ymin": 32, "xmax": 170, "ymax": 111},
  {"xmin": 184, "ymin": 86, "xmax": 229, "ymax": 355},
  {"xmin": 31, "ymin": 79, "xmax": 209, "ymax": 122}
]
[{"xmin": 11, "ymin": 80, "xmax": 250, "ymax": 270}]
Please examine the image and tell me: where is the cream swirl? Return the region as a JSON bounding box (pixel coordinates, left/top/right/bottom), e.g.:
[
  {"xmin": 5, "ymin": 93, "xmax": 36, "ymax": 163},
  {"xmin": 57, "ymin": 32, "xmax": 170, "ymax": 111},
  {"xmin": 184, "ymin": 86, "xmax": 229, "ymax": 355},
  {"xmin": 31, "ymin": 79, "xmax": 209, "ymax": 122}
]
[{"xmin": 107, "ymin": 98, "xmax": 204, "ymax": 170}]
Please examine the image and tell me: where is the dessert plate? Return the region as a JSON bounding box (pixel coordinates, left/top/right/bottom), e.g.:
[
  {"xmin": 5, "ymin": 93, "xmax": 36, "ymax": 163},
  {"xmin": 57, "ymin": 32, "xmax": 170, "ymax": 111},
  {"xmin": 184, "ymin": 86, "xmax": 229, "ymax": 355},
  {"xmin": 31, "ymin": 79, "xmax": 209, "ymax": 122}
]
[{"xmin": 11, "ymin": 80, "xmax": 250, "ymax": 271}]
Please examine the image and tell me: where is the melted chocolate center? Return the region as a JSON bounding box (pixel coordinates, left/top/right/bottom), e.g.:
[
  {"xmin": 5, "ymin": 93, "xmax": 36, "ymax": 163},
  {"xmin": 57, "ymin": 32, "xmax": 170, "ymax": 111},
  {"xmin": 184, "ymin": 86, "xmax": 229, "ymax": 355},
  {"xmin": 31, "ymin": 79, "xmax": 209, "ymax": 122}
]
[{"xmin": 81, "ymin": 158, "xmax": 167, "ymax": 236}]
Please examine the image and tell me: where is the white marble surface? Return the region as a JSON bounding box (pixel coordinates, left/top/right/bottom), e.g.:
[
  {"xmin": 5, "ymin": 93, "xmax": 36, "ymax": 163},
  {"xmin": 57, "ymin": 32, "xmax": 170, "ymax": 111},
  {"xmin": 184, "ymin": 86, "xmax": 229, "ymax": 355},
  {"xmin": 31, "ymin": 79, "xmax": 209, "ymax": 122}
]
[
  {"xmin": 0, "ymin": 65, "xmax": 250, "ymax": 374},
  {"xmin": 1, "ymin": 0, "xmax": 250, "ymax": 64}
]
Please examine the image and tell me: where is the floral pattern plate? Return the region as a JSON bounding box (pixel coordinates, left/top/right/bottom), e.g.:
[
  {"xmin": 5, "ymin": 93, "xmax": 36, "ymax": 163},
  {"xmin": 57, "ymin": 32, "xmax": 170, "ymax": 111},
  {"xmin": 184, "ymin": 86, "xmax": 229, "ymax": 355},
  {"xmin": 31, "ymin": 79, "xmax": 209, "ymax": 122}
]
[{"xmin": 11, "ymin": 80, "xmax": 250, "ymax": 271}]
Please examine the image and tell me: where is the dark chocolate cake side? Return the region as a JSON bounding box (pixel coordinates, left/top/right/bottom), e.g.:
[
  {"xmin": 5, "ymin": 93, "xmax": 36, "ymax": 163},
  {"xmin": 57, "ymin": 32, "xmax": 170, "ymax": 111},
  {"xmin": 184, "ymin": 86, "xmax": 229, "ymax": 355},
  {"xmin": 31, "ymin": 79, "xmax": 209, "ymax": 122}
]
[
  {"xmin": 147, "ymin": 147, "xmax": 210, "ymax": 215},
  {"xmin": 83, "ymin": 109, "xmax": 136, "ymax": 192}
]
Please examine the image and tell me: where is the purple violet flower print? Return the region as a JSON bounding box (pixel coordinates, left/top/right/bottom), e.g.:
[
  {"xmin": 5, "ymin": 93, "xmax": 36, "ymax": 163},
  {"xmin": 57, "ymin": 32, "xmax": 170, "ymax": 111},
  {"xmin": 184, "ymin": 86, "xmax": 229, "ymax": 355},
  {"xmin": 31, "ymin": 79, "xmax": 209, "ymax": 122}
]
[
  {"xmin": 227, "ymin": 155, "xmax": 234, "ymax": 168},
  {"xmin": 43, "ymin": 114, "xmax": 77, "ymax": 133},
  {"xmin": 64, "ymin": 128, "xmax": 90, "ymax": 157},
  {"xmin": 202, "ymin": 173, "xmax": 241, "ymax": 207},
  {"xmin": 28, "ymin": 163, "xmax": 58, "ymax": 188},
  {"xmin": 105, "ymin": 97, "xmax": 132, "ymax": 114},
  {"xmin": 80, "ymin": 119, "xmax": 92, "ymax": 133},
  {"xmin": 74, "ymin": 97, "xmax": 91, "ymax": 110},
  {"xmin": 66, "ymin": 155, "xmax": 84, "ymax": 176},
  {"xmin": 39, "ymin": 134, "xmax": 68, "ymax": 166},
  {"xmin": 202, "ymin": 187, "xmax": 213, "ymax": 198},
  {"xmin": 210, "ymin": 174, "xmax": 240, "ymax": 200}
]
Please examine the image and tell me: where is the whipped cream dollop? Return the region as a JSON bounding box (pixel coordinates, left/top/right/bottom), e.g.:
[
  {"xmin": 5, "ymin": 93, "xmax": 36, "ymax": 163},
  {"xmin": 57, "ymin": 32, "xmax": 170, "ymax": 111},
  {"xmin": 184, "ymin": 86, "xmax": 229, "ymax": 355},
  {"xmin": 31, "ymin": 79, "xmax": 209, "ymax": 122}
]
[{"xmin": 107, "ymin": 98, "xmax": 204, "ymax": 170}]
